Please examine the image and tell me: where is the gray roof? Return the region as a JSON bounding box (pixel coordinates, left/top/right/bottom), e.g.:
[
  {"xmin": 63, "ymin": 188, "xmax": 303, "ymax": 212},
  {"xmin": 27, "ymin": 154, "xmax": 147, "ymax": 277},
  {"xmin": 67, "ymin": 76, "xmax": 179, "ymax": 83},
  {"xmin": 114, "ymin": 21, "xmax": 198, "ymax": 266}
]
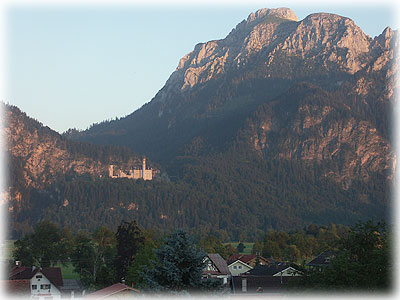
[
  {"xmin": 247, "ymin": 263, "xmax": 300, "ymax": 276},
  {"xmin": 207, "ymin": 253, "xmax": 231, "ymax": 275},
  {"xmin": 60, "ymin": 279, "xmax": 84, "ymax": 291},
  {"xmin": 306, "ymin": 250, "xmax": 336, "ymax": 267}
]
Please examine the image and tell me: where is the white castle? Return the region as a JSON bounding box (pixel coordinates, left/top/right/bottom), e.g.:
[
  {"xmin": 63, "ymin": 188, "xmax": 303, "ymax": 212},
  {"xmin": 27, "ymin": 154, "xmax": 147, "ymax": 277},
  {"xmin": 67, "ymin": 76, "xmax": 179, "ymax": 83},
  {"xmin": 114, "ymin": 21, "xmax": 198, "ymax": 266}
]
[{"xmin": 108, "ymin": 157, "xmax": 153, "ymax": 180}]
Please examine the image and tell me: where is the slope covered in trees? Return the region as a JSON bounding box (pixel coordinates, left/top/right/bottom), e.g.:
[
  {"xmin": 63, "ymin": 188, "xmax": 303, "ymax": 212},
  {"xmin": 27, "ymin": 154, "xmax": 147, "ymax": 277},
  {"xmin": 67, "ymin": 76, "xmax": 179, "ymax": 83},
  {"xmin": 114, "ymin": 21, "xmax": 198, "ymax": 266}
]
[
  {"xmin": 9, "ymin": 145, "xmax": 389, "ymax": 240},
  {"xmin": 4, "ymin": 8, "xmax": 396, "ymax": 239}
]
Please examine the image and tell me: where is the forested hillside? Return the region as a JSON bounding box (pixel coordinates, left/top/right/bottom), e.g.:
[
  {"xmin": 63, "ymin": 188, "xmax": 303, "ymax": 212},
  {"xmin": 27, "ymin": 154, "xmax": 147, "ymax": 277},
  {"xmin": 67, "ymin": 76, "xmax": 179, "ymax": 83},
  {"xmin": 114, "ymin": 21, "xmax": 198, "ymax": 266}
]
[
  {"xmin": 9, "ymin": 141, "xmax": 389, "ymax": 240},
  {"xmin": 4, "ymin": 8, "xmax": 397, "ymax": 239}
]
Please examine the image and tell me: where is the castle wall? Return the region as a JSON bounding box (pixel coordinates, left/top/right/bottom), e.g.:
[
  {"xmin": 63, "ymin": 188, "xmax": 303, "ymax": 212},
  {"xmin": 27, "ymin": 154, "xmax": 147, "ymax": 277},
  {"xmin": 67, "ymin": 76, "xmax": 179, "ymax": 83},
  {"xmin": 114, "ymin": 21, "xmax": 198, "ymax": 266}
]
[
  {"xmin": 143, "ymin": 170, "xmax": 153, "ymax": 180},
  {"xmin": 109, "ymin": 158, "xmax": 153, "ymax": 180}
]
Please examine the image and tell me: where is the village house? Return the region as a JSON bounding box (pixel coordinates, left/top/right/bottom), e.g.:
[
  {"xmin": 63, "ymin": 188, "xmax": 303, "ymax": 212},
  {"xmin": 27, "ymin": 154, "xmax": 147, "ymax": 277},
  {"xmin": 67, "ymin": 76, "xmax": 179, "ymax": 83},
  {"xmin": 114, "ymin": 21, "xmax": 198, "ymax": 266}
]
[
  {"xmin": 247, "ymin": 263, "xmax": 302, "ymax": 277},
  {"xmin": 9, "ymin": 265, "xmax": 63, "ymax": 299},
  {"xmin": 202, "ymin": 253, "xmax": 231, "ymax": 286},
  {"xmin": 7, "ymin": 264, "xmax": 84, "ymax": 299},
  {"xmin": 226, "ymin": 254, "xmax": 270, "ymax": 276},
  {"xmin": 306, "ymin": 250, "xmax": 336, "ymax": 271},
  {"xmin": 231, "ymin": 262, "xmax": 302, "ymax": 294},
  {"xmin": 227, "ymin": 260, "xmax": 253, "ymax": 276}
]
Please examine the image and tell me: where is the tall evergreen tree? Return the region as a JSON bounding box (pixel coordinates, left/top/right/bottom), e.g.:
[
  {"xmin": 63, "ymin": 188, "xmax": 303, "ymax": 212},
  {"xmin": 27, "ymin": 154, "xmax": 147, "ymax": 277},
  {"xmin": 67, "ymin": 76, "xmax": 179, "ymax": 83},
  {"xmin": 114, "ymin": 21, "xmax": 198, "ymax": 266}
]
[
  {"xmin": 115, "ymin": 220, "xmax": 145, "ymax": 282},
  {"xmin": 236, "ymin": 242, "xmax": 246, "ymax": 253},
  {"xmin": 143, "ymin": 229, "xmax": 218, "ymax": 293}
]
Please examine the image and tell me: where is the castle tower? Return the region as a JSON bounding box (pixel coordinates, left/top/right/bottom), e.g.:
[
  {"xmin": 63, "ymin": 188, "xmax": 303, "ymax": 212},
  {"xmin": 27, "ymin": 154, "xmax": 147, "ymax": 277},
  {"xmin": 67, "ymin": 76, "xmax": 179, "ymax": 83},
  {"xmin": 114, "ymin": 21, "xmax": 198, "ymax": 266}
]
[
  {"xmin": 108, "ymin": 165, "xmax": 114, "ymax": 177},
  {"xmin": 142, "ymin": 157, "xmax": 146, "ymax": 173}
]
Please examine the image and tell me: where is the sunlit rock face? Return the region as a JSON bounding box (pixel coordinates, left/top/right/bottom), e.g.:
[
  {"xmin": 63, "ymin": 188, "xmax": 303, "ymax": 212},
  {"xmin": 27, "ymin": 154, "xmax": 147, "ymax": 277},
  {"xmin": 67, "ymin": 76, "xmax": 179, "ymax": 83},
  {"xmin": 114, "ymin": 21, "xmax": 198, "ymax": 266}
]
[
  {"xmin": 161, "ymin": 8, "xmax": 396, "ymax": 96},
  {"xmin": 70, "ymin": 7, "xmax": 397, "ymax": 185}
]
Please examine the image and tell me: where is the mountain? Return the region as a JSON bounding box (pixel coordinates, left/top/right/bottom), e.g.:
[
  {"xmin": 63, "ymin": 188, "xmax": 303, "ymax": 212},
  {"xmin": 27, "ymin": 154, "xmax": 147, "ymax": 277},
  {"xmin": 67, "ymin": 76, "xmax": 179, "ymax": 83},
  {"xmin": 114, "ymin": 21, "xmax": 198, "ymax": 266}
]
[
  {"xmin": 4, "ymin": 104, "xmax": 152, "ymax": 189},
  {"xmin": 4, "ymin": 8, "xmax": 397, "ymax": 239},
  {"xmin": 2, "ymin": 103, "xmax": 163, "ymax": 235},
  {"xmin": 68, "ymin": 8, "xmax": 396, "ymax": 167},
  {"xmin": 68, "ymin": 8, "xmax": 396, "ymax": 182}
]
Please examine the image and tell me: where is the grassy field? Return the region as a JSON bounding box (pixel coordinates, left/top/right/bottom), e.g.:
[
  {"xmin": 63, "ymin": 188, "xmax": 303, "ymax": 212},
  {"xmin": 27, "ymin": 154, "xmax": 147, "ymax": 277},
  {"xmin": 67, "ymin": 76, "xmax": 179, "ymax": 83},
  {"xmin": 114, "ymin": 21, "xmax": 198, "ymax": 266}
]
[
  {"xmin": 57, "ymin": 263, "xmax": 81, "ymax": 280},
  {"xmin": 225, "ymin": 242, "xmax": 254, "ymax": 254},
  {"xmin": 2, "ymin": 240, "xmax": 15, "ymax": 260}
]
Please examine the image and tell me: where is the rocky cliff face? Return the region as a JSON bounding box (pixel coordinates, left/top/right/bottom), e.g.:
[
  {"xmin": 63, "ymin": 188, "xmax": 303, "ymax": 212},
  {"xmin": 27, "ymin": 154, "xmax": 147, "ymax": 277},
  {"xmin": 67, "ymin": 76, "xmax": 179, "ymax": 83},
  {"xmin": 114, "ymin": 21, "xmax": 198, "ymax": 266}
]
[
  {"xmin": 245, "ymin": 83, "xmax": 394, "ymax": 187},
  {"xmin": 3, "ymin": 104, "xmax": 141, "ymax": 190},
  {"xmin": 167, "ymin": 8, "xmax": 298, "ymax": 91},
  {"xmin": 159, "ymin": 8, "xmax": 396, "ymax": 98},
  {"xmin": 5, "ymin": 106, "xmax": 99, "ymax": 188},
  {"xmin": 68, "ymin": 7, "xmax": 397, "ymax": 186}
]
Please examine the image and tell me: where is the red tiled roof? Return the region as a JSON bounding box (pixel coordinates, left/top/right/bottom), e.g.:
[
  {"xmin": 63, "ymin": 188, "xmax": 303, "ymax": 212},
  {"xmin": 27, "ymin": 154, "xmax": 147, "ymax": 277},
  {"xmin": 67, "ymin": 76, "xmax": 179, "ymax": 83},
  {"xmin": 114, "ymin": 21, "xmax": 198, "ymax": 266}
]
[
  {"xmin": 41, "ymin": 267, "xmax": 63, "ymax": 288},
  {"xmin": 226, "ymin": 254, "xmax": 242, "ymax": 263},
  {"xmin": 9, "ymin": 266, "xmax": 34, "ymax": 280},
  {"xmin": 227, "ymin": 254, "xmax": 257, "ymax": 265},
  {"xmin": 9, "ymin": 266, "xmax": 63, "ymax": 289},
  {"xmin": 239, "ymin": 254, "xmax": 257, "ymax": 263},
  {"xmin": 3, "ymin": 279, "xmax": 31, "ymax": 295},
  {"xmin": 85, "ymin": 283, "xmax": 139, "ymax": 299}
]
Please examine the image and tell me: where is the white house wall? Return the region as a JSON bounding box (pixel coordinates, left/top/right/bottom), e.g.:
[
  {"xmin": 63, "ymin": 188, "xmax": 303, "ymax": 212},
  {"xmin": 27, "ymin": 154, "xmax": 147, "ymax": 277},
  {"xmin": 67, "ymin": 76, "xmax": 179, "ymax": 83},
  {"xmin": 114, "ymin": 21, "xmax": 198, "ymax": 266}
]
[
  {"xmin": 30, "ymin": 271, "xmax": 61, "ymax": 300},
  {"xmin": 228, "ymin": 261, "xmax": 253, "ymax": 276}
]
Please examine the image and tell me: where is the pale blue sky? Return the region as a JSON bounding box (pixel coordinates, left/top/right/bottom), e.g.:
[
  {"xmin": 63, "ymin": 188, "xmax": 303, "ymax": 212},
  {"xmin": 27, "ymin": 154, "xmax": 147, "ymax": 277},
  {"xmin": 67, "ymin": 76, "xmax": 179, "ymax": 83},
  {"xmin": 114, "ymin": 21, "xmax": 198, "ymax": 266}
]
[{"xmin": 4, "ymin": 1, "xmax": 399, "ymax": 133}]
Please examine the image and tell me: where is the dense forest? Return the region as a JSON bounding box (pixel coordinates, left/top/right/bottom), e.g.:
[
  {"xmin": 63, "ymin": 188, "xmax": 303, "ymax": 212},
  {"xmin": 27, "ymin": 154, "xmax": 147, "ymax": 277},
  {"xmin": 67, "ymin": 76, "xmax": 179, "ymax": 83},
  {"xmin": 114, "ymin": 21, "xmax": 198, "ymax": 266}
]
[{"xmin": 9, "ymin": 144, "xmax": 389, "ymax": 240}]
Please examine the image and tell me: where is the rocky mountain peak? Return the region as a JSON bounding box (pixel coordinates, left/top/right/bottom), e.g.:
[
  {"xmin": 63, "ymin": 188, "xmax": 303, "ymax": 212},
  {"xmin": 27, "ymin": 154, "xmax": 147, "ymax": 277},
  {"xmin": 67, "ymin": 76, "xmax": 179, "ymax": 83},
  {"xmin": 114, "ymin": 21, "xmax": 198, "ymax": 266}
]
[
  {"xmin": 161, "ymin": 8, "xmax": 392, "ymax": 96},
  {"xmin": 374, "ymin": 26, "xmax": 396, "ymax": 49},
  {"xmin": 246, "ymin": 7, "xmax": 298, "ymax": 23}
]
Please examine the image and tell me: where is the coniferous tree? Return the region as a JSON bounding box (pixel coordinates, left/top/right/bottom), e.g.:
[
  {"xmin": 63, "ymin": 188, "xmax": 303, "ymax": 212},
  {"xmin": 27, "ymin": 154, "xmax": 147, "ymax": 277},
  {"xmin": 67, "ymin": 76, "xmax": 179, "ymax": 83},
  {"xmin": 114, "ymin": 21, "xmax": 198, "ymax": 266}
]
[
  {"xmin": 143, "ymin": 229, "xmax": 219, "ymax": 293},
  {"xmin": 236, "ymin": 242, "xmax": 246, "ymax": 253},
  {"xmin": 115, "ymin": 220, "xmax": 145, "ymax": 282}
]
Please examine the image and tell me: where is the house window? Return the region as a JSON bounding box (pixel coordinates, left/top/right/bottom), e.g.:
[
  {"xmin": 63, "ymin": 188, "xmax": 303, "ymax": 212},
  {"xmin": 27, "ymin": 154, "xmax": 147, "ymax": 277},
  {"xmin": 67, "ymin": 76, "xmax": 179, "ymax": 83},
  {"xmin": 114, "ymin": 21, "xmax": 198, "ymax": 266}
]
[
  {"xmin": 233, "ymin": 266, "xmax": 237, "ymax": 269},
  {"xmin": 238, "ymin": 266, "xmax": 242, "ymax": 269},
  {"xmin": 32, "ymin": 285, "xmax": 37, "ymax": 290},
  {"xmin": 40, "ymin": 284, "xmax": 51, "ymax": 290},
  {"xmin": 36, "ymin": 275, "xmax": 42, "ymax": 279}
]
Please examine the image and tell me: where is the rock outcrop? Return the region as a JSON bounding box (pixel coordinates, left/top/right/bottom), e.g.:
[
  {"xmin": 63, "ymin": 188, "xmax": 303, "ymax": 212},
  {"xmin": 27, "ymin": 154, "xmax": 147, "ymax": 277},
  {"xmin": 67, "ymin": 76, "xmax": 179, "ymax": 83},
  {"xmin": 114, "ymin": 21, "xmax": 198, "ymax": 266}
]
[
  {"xmin": 246, "ymin": 83, "xmax": 394, "ymax": 187},
  {"xmin": 69, "ymin": 7, "xmax": 397, "ymax": 186},
  {"xmin": 3, "ymin": 104, "xmax": 140, "ymax": 189},
  {"xmin": 159, "ymin": 8, "xmax": 396, "ymax": 99}
]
